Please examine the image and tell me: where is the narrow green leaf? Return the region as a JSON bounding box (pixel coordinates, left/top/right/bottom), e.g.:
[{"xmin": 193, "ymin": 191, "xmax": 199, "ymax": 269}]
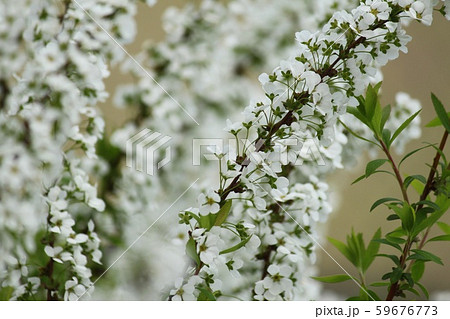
[
  {"xmin": 399, "ymin": 144, "xmax": 434, "ymax": 167},
  {"xmin": 380, "ymin": 105, "xmax": 391, "ymax": 132},
  {"xmin": 390, "ymin": 267, "xmax": 403, "ymax": 284},
  {"xmin": 382, "ymin": 129, "xmax": 391, "ymax": 148},
  {"xmin": 387, "ymin": 214, "xmax": 400, "ymax": 221},
  {"xmin": 431, "ymin": 93, "xmax": 450, "ymax": 133},
  {"xmin": 311, "ymin": 274, "xmax": 353, "ymax": 283},
  {"xmin": 427, "ymin": 235, "xmax": 450, "ymax": 242},
  {"xmin": 376, "ymin": 254, "xmax": 400, "ymax": 266},
  {"xmin": 372, "ymin": 238, "xmax": 402, "ymax": 251},
  {"xmin": 385, "ymin": 235, "xmax": 406, "ymax": 244},
  {"xmin": 426, "ymin": 111, "xmax": 450, "ymax": 127},
  {"xmin": 214, "ymin": 200, "xmax": 232, "ymax": 226},
  {"xmin": 389, "ymin": 203, "xmax": 415, "ymax": 233},
  {"xmin": 370, "ymin": 197, "xmax": 400, "ymax": 212},
  {"xmin": 185, "ymin": 238, "xmax": 200, "ymax": 267},
  {"xmin": 369, "ymin": 282, "xmax": 389, "ymax": 287},
  {"xmin": 363, "ymin": 228, "xmax": 381, "ymax": 272},
  {"xmin": 366, "ymin": 289, "xmax": 381, "ymax": 301},
  {"xmin": 390, "ymin": 110, "xmax": 421, "ymax": 146},
  {"xmin": 340, "ymin": 119, "xmax": 377, "ymax": 146},
  {"xmin": 411, "ymin": 261, "xmax": 425, "ymax": 282},
  {"xmin": 408, "ymin": 249, "xmax": 443, "ymax": 265},
  {"xmin": 404, "ymin": 175, "xmax": 426, "ymax": 190},
  {"xmin": 351, "ymin": 173, "xmax": 366, "ymax": 185},
  {"xmin": 416, "ymin": 282, "xmax": 429, "ymax": 299},
  {"xmin": 220, "ymin": 235, "xmax": 252, "ymax": 255},
  {"xmin": 347, "ymin": 107, "xmax": 370, "ymax": 127},
  {"xmin": 405, "ymin": 287, "xmax": 421, "ymax": 297},
  {"xmin": 328, "ymin": 237, "xmax": 355, "ymax": 265},
  {"xmin": 365, "ymin": 84, "xmax": 378, "ymax": 120},
  {"xmin": 437, "ymin": 221, "xmax": 450, "ymax": 234},
  {"xmin": 403, "ymin": 273, "xmax": 414, "ymax": 288},
  {"xmin": 197, "ymin": 287, "xmax": 216, "ymax": 301},
  {"xmin": 365, "ymin": 159, "xmax": 388, "ymax": 178},
  {"xmin": 199, "ymin": 214, "xmax": 212, "ymax": 230}
]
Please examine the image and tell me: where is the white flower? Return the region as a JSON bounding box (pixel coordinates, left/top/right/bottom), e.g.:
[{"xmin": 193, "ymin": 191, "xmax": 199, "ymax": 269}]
[
  {"xmin": 46, "ymin": 186, "xmax": 68, "ymax": 212},
  {"xmin": 67, "ymin": 233, "xmax": 89, "ymax": 245},
  {"xmin": 262, "ymin": 264, "xmax": 293, "ymax": 295},
  {"xmin": 44, "ymin": 246, "xmax": 71, "ymax": 264},
  {"xmin": 36, "ymin": 41, "xmax": 66, "ymax": 73},
  {"xmin": 198, "ymin": 190, "xmax": 220, "ymax": 216},
  {"xmin": 196, "ymin": 227, "xmax": 224, "ymax": 265},
  {"xmin": 170, "ymin": 277, "xmax": 196, "ymax": 301},
  {"xmin": 64, "ymin": 277, "xmax": 86, "ymax": 301},
  {"xmin": 224, "ymin": 119, "xmax": 243, "ymax": 134},
  {"xmin": 49, "ymin": 211, "xmax": 74, "ymax": 236}
]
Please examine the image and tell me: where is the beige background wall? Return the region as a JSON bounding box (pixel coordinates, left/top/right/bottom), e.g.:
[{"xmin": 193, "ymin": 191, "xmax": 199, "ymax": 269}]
[{"xmin": 102, "ymin": 1, "xmax": 450, "ymax": 298}]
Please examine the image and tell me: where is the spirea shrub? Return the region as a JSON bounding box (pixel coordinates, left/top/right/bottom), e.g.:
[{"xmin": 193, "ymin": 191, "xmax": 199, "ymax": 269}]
[{"xmin": 0, "ymin": 0, "xmax": 449, "ymax": 301}]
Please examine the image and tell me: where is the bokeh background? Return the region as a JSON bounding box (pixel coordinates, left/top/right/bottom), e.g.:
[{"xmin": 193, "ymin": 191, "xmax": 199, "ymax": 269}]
[{"xmin": 101, "ymin": 1, "xmax": 450, "ymax": 298}]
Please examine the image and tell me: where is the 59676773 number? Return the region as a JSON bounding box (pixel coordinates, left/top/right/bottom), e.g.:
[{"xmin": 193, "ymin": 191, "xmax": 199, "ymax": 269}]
[{"xmin": 376, "ymin": 306, "xmax": 437, "ymax": 316}]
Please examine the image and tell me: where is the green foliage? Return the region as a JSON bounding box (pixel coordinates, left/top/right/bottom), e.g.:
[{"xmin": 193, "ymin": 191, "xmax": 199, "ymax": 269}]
[
  {"xmin": 429, "ymin": 93, "xmax": 450, "ymax": 133},
  {"xmin": 311, "ymin": 274, "xmax": 353, "ymax": 283},
  {"xmin": 321, "ymin": 87, "xmax": 450, "ymax": 301}
]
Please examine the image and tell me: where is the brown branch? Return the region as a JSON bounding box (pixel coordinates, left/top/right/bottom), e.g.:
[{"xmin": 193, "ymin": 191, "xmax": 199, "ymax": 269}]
[{"xmin": 385, "ymin": 130, "xmax": 448, "ymax": 301}]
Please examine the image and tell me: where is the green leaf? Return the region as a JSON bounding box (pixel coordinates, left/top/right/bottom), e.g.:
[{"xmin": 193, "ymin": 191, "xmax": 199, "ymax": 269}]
[
  {"xmin": 366, "ymin": 289, "xmax": 381, "ymax": 301},
  {"xmin": 404, "ymin": 175, "xmax": 426, "ymax": 190},
  {"xmin": 351, "ymin": 173, "xmax": 366, "ymax": 185},
  {"xmin": 365, "ymin": 159, "xmax": 388, "ymax": 178},
  {"xmin": 416, "ymin": 282, "xmax": 429, "ymax": 300},
  {"xmin": 427, "ymin": 235, "xmax": 450, "ymax": 242},
  {"xmin": 389, "ymin": 203, "xmax": 415, "ymax": 233},
  {"xmin": 408, "ymin": 249, "xmax": 443, "ymax": 265},
  {"xmin": 0, "ymin": 287, "xmax": 14, "ymax": 301},
  {"xmin": 380, "ymin": 105, "xmax": 391, "ymax": 132},
  {"xmin": 362, "ymin": 228, "xmax": 381, "ymax": 272},
  {"xmin": 431, "ymin": 93, "xmax": 450, "ymax": 133},
  {"xmin": 370, "ymin": 282, "xmax": 390, "ymax": 287},
  {"xmin": 199, "ymin": 214, "xmax": 212, "ymax": 230},
  {"xmin": 348, "ymin": 107, "xmax": 369, "ymax": 127},
  {"xmin": 399, "ymin": 144, "xmax": 434, "ymax": 167},
  {"xmin": 386, "ymin": 214, "xmax": 400, "ymax": 221},
  {"xmin": 390, "ymin": 267, "xmax": 403, "ymax": 284},
  {"xmin": 328, "ymin": 237, "xmax": 355, "ymax": 265},
  {"xmin": 197, "ymin": 287, "xmax": 216, "ymax": 301},
  {"xmin": 365, "ymin": 84, "xmax": 378, "ymax": 120},
  {"xmin": 437, "ymin": 221, "xmax": 450, "ymax": 234},
  {"xmin": 373, "ymin": 238, "xmax": 402, "ymax": 251},
  {"xmin": 390, "ymin": 110, "xmax": 421, "ymax": 146},
  {"xmin": 214, "ymin": 200, "xmax": 232, "ymax": 226},
  {"xmin": 376, "ymin": 254, "xmax": 400, "ymax": 266},
  {"xmin": 370, "ymin": 197, "xmax": 400, "ymax": 212},
  {"xmin": 311, "ymin": 274, "xmax": 353, "ymax": 283},
  {"xmin": 220, "ymin": 235, "xmax": 251, "ymax": 255},
  {"xmin": 411, "ymin": 261, "xmax": 425, "ymax": 282},
  {"xmin": 185, "ymin": 238, "xmax": 200, "ymax": 267},
  {"xmin": 340, "ymin": 119, "xmax": 378, "ymax": 146},
  {"xmin": 381, "ymin": 129, "xmax": 391, "ymax": 148},
  {"xmin": 403, "ymin": 273, "xmax": 414, "ymax": 288},
  {"xmin": 413, "ymin": 194, "xmax": 450, "ymax": 236},
  {"xmin": 426, "ymin": 112, "xmax": 450, "ymax": 127}
]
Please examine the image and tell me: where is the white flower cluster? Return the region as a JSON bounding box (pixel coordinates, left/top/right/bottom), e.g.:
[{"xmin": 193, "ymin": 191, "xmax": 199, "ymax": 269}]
[
  {"xmin": 96, "ymin": 0, "xmax": 360, "ymax": 300},
  {"xmin": 0, "ymin": 0, "xmax": 154, "ymax": 300},
  {"xmin": 170, "ymin": 0, "xmax": 448, "ymax": 300}
]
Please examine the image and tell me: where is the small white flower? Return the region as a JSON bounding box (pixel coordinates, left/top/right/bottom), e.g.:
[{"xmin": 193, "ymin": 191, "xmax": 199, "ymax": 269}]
[
  {"xmin": 36, "ymin": 41, "xmax": 66, "ymax": 73},
  {"xmin": 49, "ymin": 211, "xmax": 75, "ymax": 236},
  {"xmin": 262, "ymin": 264, "xmax": 293, "ymax": 296},
  {"xmin": 64, "ymin": 277, "xmax": 86, "ymax": 301},
  {"xmin": 198, "ymin": 190, "xmax": 220, "ymax": 216}
]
